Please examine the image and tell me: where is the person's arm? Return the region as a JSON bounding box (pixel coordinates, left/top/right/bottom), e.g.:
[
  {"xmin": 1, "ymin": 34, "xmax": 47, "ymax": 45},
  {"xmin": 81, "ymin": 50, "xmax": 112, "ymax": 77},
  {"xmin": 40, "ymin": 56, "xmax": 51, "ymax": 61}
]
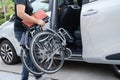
[{"xmin": 17, "ymin": 4, "xmax": 45, "ymax": 27}]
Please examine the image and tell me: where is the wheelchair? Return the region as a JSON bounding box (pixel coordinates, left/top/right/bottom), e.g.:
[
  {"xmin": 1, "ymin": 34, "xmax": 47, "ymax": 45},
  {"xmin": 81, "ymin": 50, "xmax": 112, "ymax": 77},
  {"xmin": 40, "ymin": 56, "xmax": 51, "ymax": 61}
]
[{"xmin": 20, "ymin": 17, "xmax": 72, "ymax": 75}]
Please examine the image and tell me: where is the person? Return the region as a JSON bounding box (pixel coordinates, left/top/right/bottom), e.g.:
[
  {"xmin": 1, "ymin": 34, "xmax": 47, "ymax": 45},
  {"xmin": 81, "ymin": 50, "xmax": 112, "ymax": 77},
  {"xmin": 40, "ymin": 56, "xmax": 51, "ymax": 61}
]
[
  {"xmin": 14, "ymin": 0, "xmax": 58, "ymax": 79},
  {"xmin": 14, "ymin": 0, "xmax": 45, "ymax": 80}
]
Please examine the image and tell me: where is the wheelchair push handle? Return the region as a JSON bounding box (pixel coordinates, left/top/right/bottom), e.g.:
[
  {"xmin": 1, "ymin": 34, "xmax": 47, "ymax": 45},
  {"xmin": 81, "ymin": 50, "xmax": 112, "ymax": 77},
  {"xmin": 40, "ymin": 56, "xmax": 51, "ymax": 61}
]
[
  {"xmin": 29, "ymin": 16, "xmax": 49, "ymax": 30},
  {"xmin": 43, "ymin": 16, "xmax": 49, "ymax": 23}
]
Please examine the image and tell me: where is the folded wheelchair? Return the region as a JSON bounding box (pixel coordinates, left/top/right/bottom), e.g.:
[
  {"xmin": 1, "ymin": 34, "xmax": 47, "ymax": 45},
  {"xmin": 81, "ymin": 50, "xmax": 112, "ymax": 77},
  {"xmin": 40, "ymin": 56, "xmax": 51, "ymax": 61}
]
[{"xmin": 20, "ymin": 17, "xmax": 72, "ymax": 75}]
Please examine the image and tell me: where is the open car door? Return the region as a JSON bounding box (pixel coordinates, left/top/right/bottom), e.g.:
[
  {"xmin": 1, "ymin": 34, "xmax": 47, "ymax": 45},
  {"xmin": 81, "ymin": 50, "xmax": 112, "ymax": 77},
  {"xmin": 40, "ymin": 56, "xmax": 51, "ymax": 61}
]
[{"xmin": 81, "ymin": 0, "xmax": 120, "ymax": 64}]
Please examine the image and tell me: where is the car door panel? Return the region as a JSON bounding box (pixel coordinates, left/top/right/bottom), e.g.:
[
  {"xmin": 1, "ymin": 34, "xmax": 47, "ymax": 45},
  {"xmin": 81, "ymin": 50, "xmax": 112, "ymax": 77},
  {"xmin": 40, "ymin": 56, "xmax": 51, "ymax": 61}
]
[{"xmin": 81, "ymin": 0, "xmax": 120, "ymax": 64}]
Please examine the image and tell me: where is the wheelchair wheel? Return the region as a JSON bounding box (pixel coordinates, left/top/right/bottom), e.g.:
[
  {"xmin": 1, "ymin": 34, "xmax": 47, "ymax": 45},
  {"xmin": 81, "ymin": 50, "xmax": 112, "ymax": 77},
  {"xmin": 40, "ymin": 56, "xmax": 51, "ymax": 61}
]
[
  {"xmin": 30, "ymin": 31, "xmax": 65, "ymax": 74},
  {"xmin": 21, "ymin": 49, "xmax": 43, "ymax": 75}
]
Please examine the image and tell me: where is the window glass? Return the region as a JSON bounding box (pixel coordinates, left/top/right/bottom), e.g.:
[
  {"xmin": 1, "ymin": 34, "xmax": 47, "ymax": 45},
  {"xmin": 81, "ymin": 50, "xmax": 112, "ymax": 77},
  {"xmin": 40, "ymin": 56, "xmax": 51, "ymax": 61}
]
[
  {"xmin": 31, "ymin": 0, "xmax": 49, "ymax": 13},
  {"xmin": 74, "ymin": 0, "xmax": 78, "ymax": 4},
  {"xmin": 82, "ymin": 0, "xmax": 89, "ymax": 4},
  {"xmin": 58, "ymin": 0, "xmax": 63, "ymax": 6},
  {"xmin": 82, "ymin": 0, "xmax": 98, "ymax": 4},
  {"xmin": 89, "ymin": 0, "xmax": 97, "ymax": 2}
]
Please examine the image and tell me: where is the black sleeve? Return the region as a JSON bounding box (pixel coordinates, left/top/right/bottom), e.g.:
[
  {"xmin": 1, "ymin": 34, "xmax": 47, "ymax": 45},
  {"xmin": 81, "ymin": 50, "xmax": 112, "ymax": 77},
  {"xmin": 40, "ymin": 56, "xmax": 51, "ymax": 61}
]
[{"xmin": 15, "ymin": 0, "xmax": 26, "ymax": 5}]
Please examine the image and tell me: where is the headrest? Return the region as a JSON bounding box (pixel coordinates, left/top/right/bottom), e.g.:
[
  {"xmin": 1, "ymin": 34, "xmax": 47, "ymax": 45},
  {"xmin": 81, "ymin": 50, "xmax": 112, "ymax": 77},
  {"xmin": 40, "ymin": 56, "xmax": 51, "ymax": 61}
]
[{"xmin": 64, "ymin": 0, "xmax": 74, "ymax": 5}]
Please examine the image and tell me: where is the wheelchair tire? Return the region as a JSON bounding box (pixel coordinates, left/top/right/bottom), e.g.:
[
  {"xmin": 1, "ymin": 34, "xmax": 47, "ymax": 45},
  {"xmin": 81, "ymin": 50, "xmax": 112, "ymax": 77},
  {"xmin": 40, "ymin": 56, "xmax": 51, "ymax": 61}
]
[
  {"xmin": 21, "ymin": 49, "xmax": 43, "ymax": 75},
  {"xmin": 30, "ymin": 31, "xmax": 65, "ymax": 74}
]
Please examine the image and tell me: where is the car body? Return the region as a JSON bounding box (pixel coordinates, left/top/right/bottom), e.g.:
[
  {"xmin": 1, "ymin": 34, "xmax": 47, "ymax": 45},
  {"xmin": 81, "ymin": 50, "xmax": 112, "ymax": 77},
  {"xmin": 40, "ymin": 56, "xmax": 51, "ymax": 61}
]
[{"xmin": 0, "ymin": 0, "xmax": 120, "ymax": 78}]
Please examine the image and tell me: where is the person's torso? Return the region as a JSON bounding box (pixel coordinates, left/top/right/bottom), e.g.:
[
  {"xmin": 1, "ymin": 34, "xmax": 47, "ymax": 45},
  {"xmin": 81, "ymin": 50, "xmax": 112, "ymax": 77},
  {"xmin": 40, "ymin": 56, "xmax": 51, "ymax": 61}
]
[{"xmin": 14, "ymin": 0, "xmax": 33, "ymax": 31}]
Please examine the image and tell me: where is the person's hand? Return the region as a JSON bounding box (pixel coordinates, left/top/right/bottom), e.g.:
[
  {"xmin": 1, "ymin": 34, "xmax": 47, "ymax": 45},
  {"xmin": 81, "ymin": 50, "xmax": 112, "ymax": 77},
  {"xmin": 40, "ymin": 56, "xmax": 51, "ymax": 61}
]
[{"xmin": 37, "ymin": 20, "xmax": 45, "ymax": 27}]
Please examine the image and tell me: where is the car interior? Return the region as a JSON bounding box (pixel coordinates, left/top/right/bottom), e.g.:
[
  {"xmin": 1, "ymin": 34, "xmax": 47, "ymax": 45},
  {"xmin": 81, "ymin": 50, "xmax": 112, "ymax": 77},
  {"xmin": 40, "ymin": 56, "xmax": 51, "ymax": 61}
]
[{"xmin": 58, "ymin": 0, "xmax": 83, "ymax": 58}]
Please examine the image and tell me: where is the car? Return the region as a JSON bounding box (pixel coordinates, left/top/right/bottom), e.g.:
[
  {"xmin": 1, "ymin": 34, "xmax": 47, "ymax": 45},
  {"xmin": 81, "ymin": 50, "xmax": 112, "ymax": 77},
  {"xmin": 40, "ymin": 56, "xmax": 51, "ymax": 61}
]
[{"xmin": 0, "ymin": 0, "xmax": 120, "ymax": 78}]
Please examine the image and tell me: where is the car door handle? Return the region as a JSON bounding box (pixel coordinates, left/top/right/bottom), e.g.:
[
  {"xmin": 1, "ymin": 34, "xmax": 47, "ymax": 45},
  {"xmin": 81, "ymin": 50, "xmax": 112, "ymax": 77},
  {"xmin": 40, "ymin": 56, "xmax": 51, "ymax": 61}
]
[{"xmin": 83, "ymin": 9, "xmax": 98, "ymax": 16}]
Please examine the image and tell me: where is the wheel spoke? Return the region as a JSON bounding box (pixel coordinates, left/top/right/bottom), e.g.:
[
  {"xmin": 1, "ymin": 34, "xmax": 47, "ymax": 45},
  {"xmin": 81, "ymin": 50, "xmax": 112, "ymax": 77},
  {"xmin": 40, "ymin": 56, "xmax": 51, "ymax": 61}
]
[
  {"xmin": 1, "ymin": 51, "xmax": 6, "ymax": 56},
  {"xmin": 7, "ymin": 52, "xmax": 13, "ymax": 61},
  {"xmin": 46, "ymin": 47, "xmax": 61, "ymax": 62},
  {"xmin": 6, "ymin": 47, "xmax": 11, "ymax": 52},
  {"xmin": 5, "ymin": 56, "xmax": 9, "ymax": 62},
  {"xmin": 5, "ymin": 44, "xmax": 8, "ymax": 51},
  {"xmin": 1, "ymin": 47, "xmax": 5, "ymax": 53},
  {"xmin": 1, "ymin": 45, "xmax": 7, "ymax": 59}
]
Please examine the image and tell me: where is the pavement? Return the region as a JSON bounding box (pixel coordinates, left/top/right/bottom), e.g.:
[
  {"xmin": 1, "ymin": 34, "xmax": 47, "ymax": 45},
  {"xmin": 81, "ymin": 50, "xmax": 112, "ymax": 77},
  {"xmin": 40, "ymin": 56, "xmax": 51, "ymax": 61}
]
[
  {"xmin": 0, "ymin": 71, "xmax": 34, "ymax": 80},
  {"xmin": 0, "ymin": 59, "xmax": 34, "ymax": 80},
  {"xmin": 0, "ymin": 59, "xmax": 56, "ymax": 80},
  {"xmin": 0, "ymin": 58, "xmax": 120, "ymax": 80}
]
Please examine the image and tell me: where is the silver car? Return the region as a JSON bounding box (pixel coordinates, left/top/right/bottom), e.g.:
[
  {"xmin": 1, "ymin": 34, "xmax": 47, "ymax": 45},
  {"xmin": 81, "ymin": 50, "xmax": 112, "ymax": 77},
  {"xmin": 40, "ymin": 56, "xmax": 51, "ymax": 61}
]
[{"xmin": 0, "ymin": 0, "xmax": 120, "ymax": 78}]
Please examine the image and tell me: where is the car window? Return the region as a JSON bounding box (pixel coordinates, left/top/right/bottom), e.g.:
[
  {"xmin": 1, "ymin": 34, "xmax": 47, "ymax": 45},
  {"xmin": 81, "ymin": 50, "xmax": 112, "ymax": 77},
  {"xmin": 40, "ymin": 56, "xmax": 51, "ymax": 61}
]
[
  {"xmin": 82, "ymin": 0, "xmax": 98, "ymax": 4},
  {"xmin": 31, "ymin": 0, "xmax": 49, "ymax": 13},
  {"xmin": 89, "ymin": 0, "xmax": 98, "ymax": 2},
  {"xmin": 82, "ymin": 0, "xmax": 89, "ymax": 4},
  {"xmin": 58, "ymin": 0, "xmax": 63, "ymax": 6},
  {"xmin": 49, "ymin": 0, "xmax": 64, "ymax": 10}
]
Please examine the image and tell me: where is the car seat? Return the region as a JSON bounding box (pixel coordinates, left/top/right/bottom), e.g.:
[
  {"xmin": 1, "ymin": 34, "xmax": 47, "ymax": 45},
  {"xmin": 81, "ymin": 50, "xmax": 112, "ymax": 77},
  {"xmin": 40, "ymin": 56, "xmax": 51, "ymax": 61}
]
[{"xmin": 58, "ymin": 0, "xmax": 81, "ymax": 44}]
